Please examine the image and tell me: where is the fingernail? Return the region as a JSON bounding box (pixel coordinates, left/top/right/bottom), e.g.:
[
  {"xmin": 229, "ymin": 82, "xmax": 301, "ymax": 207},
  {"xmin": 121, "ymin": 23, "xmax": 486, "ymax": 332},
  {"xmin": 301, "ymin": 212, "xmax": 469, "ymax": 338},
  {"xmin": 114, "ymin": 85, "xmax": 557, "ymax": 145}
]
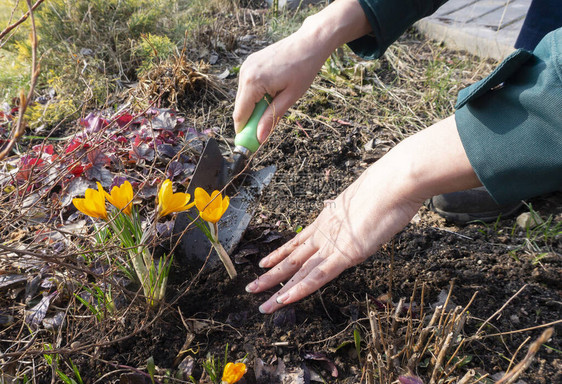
[
  {"xmin": 245, "ymin": 281, "xmax": 258, "ymax": 293},
  {"xmin": 258, "ymin": 257, "xmax": 269, "ymax": 268},
  {"xmin": 258, "ymin": 303, "xmax": 270, "ymax": 314},
  {"xmin": 276, "ymin": 292, "xmax": 289, "ymax": 304}
]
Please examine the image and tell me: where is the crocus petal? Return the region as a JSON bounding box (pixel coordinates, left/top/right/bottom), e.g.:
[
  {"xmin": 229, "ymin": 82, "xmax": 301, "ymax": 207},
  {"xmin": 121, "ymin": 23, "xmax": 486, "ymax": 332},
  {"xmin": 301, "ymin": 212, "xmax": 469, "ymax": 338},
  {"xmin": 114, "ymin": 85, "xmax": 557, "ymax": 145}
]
[
  {"xmin": 73, "ymin": 190, "xmax": 107, "ymax": 220},
  {"xmin": 73, "ymin": 197, "xmax": 94, "ymax": 218},
  {"xmin": 157, "ymin": 179, "xmax": 194, "ymax": 218},
  {"xmin": 157, "ymin": 180, "xmax": 172, "ymax": 216},
  {"xmin": 106, "ymin": 180, "xmax": 133, "ymax": 215},
  {"xmin": 170, "ymin": 192, "xmax": 190, "ymax": 209},
  {"xmin": 222, "ymin": 195, "xmax": 230, "ymax": 213},
  {"xmin": 221, "ymin": 362, "xmax": 246, "ymax": 384},
  {"xmin": 195, "ymin": 188, "xmax": 229, "ymax": 224},
  {"xmin": 87, "ymin": 188, "xmax": 105, "ymax": 218},
  {"xmin": 169, "ymin": 192, "xmax": 189, "ymax": 215},
  {"xmin": 194, "ymin": 187, "xmax": 211, "ymax": 212},
  {"xmin": 208, "ymin": 190, "xmax": 222, "ymax": 211}
]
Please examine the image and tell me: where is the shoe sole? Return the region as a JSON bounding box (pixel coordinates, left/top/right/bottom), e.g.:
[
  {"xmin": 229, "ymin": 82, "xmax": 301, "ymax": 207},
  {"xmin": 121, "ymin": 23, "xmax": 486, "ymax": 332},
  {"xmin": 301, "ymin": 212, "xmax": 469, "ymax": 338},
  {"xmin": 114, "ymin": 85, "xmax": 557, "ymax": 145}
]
[{"xmin": 428, "ymin": 201, "xmax": 523, "ymax": 224}]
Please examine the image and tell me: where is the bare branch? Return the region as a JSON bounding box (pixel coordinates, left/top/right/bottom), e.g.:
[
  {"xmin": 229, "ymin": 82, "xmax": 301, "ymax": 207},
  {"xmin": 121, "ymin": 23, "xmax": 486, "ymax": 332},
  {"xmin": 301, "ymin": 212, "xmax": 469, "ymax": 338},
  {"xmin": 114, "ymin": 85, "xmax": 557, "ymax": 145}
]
[
  {"xmin": 0, "ymin": 0, "xmax": 42, "ymax": 161},
  {"xmin": 0, "ymin": 0, "xmax": 46, "ymax": 42}
]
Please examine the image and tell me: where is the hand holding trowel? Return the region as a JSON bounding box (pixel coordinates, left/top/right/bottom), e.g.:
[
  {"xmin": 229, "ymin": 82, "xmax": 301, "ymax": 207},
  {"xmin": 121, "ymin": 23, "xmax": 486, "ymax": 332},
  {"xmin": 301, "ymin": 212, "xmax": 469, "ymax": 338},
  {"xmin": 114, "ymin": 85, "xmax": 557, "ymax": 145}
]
[{"xmin": 173, "ymin": 96, "xmax": 276, "ymax": 274}]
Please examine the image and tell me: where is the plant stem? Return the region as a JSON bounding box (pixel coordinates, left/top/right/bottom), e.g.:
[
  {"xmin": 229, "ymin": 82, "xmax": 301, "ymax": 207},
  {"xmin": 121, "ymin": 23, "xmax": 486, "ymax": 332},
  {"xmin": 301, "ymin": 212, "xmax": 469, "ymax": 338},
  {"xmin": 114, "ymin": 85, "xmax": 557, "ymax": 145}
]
[{"xmin": 209, "ymin": 223, "xmax": 237, "ymax": 279}]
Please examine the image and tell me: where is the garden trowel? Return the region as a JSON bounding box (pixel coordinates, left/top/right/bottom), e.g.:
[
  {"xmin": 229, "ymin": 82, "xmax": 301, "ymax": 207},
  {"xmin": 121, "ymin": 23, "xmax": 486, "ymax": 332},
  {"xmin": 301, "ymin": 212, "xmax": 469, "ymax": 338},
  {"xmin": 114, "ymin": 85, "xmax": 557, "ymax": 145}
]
[{"xmin": 173, "ymin": 96, "xmax": 276, "ymax": 268}]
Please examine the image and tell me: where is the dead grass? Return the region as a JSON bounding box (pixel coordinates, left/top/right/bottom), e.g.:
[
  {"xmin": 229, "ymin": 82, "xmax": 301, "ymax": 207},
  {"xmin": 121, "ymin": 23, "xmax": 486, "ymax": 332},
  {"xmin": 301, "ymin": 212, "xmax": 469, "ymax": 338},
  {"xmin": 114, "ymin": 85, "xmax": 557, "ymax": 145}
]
[
  {"xmin": 302, "ymin": 31, "xmax": 496, "ymax": 143},
  {"xmin": 126, "ymin": 55, "xmax": 230, "ymax": 111},
  {"xmin": 355, "ymin": 279, "xmax": 556, "ymax": 383}
]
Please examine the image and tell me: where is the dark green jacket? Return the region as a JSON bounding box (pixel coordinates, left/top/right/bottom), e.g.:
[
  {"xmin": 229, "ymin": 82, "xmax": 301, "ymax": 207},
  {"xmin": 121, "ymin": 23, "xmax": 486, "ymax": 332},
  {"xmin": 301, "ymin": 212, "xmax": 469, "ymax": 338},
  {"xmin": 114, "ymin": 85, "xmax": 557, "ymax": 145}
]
[
  {"xmin": 348, "ymin": 0, "xmax": 562, "ymax": 204},
  {"xmin": 349, "ymin": 0, "xmax": 447, "ymax": 60}
]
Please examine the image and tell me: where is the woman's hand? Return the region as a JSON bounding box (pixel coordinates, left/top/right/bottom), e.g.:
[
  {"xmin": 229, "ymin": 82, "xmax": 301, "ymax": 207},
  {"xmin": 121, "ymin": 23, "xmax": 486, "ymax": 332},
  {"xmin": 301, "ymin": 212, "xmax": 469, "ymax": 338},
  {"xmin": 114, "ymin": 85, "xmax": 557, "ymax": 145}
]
[
  {"xmin": 233, "ymin": 29, "xmax": 329, "ymax": 143},
  {"xmin": 245, "ymin": 116, "xmax": 482, "ymax": 313},
  {"xmin": 246, "ymin": 163, "xmax": 422, "ymax": 314},
  {"xmin": 233, "ymin": 0, "xmax": 372, "ymax": 143}
]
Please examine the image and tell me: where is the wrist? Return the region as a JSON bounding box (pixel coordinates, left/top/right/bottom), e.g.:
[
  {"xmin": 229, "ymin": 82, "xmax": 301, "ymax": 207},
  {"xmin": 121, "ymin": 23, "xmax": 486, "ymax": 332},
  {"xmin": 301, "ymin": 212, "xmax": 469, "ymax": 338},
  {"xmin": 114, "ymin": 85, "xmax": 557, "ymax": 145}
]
[{"xmin": 300, "ymin": 0, "xmax": 371, "ymax": 53}]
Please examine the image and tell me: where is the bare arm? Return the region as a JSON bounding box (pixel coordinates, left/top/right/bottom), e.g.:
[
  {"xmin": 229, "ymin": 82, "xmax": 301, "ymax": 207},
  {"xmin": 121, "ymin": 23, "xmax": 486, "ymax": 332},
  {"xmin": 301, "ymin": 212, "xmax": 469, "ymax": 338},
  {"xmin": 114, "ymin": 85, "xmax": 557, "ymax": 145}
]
[
  {"xmin": 246, "ymin": 115, "xmax": 482, "ymax": 313},
  {"xmin": 233, "ymin": 0, "xmax": 372, "ymax": 142}
]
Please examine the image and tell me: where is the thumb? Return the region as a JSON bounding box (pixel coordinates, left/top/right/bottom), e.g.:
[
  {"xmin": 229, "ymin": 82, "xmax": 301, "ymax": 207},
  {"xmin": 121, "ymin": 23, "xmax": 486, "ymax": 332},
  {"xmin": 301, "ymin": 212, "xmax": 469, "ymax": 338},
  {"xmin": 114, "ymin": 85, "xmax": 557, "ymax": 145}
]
[
  {"xmin": 257, "ymin": 91, "xmax": 294, "ymax": 143},
  {"xmin": 233, "ymin": 85, "xmax": 268, "ymax": 134}
]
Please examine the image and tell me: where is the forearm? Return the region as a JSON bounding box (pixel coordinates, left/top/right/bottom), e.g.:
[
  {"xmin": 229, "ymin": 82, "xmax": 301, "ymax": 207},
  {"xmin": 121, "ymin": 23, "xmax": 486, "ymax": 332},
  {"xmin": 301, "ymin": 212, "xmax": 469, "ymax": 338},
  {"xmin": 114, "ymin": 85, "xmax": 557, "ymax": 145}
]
[{"xmin": 375, "ymin": 115, "xmax": 482, "ymax": 207}]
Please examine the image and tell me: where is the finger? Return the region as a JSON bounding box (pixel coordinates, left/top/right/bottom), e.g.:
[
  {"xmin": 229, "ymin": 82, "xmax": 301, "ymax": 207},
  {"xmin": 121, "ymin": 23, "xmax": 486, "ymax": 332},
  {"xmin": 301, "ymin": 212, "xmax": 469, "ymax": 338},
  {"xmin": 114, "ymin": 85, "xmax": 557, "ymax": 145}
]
[
  {"xmin": 260, "ymin": 251, "xmax": 349, "ymax": 314},
  {"xmin": 233, "ymin": 80, "xmax": 267, "ymax": 134},
  {"xmin": 259, "ymin": 224, "xmax": 315, "ymax": 268},
  {"xmin": 258, "ymin": 250, "xmax": 326, "ymax": 314},
  {"xmin": 256, "ymin": 90, "xmax": 295, "ymax": 143},
  {"xmin": 246, "ymin": 237, "xmax": 317, "ymax": 293}
]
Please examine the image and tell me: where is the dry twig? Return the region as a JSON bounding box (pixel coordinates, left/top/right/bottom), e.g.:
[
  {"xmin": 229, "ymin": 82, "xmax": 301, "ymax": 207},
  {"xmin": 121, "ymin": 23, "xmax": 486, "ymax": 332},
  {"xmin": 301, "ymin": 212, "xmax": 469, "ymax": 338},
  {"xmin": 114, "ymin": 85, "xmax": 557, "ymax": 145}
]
[
  {"xmin": 496, "ymin": 327, "xmax": 554, "ymax": 384},
  {"xmin": 0, "ymin": 0, "xmax": 41, "ymax": 161}
]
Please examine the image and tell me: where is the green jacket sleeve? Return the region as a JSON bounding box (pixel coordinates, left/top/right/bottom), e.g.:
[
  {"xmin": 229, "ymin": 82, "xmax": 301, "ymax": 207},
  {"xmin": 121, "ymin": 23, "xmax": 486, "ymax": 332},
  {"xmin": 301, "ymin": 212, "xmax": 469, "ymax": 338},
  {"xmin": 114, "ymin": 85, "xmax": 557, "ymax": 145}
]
[
  {"xmin": 455, "ymin": 28, "xmax": 562, "ymax": 204},
  {"xmin": 348, "ymin": 0, "xmax": 448, "ymax": 59}
]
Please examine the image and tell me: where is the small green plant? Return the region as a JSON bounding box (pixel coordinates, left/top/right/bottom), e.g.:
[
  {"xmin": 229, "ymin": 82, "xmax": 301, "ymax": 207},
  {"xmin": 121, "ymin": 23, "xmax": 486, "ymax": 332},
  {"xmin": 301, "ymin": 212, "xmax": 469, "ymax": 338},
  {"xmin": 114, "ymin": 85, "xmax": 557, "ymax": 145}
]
[
  {"xmin": 25, "ymin": 97, "xmax": 80, "ymax": 130},
  {"xmin": 43, "ymin": 344, "xmax": 84, "ymax": 384},
  {"xmin": 507, "ymin": 203, "xmax": 562, "ymax": 261},
  {"xmin": 147, "ymin": 356, "xmax": 156, "ymax": 384},
  {"xmin": 531, "ymin": 252, "xmax": 550, "ymax": 265},
  {"xmin": 353, "ymin": 327, "xmax": 362, "ymax": 364},
  {"xmin": 74, "ymin": 283, "xmax": 115, "ymax": 322},
  {"xmin": 525, "ymin": 205, "xmax": 562, "ymax": 244},
  {"xmin": 471, "ymin": 214, "xmax": 504, "ymax": 237},
  {"xmin": 201, "ymin": 344, "xmax": 247, "ymax": 384},
  {"xmin": 201, "ymin": 349, "xmax": 226, "ymax": 384},
  {"xmin": 73, "ymin": 180, "xmax": 184, "ymax": 307}
]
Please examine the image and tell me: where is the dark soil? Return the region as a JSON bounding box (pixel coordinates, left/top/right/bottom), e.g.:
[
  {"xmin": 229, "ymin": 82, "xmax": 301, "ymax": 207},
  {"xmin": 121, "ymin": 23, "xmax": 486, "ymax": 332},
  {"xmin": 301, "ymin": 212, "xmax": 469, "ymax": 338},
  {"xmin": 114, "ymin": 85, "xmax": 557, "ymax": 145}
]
[{"xmin": 158, "ymin": 141, "xmax": 562, "ymax": 383}]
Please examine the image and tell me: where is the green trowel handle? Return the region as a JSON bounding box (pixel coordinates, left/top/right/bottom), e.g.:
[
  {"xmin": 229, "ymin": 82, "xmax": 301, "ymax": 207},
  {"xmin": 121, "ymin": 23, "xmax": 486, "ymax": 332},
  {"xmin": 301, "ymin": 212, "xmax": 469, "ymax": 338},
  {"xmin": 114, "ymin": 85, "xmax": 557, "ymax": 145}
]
[{"xmin": 234, "ymin": 94, "xmax": 273, "ymax": 153}]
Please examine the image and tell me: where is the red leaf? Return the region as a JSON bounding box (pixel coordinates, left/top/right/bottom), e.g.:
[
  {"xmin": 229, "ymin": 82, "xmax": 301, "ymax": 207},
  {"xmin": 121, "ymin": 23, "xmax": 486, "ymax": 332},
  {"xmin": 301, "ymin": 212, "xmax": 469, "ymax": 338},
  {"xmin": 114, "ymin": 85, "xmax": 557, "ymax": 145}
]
[
  {"xmin": 86, "ymin": 148, "xmax": 110, "ymax": 167},
  {"xmin": 68, "ymin": 164, "xmax": 85, "ymax": 177},
  {"xmin": 116, "ymin": 112, "xmax": 134, "ymax": 128},
  {"xmin": 65, "ymin": 138, "xmax": 90, "ymax": 154},
  {"xmin": 80, "ymin": 113, "xmax": 108, "ymax": 133},
  {"xmin": 16, "ymin": 156, "xmax": 44, "ymax": 181},
  {"xmin": 129, "ymin": 143, "xmax": 155, "ymax": 162},
  {"xmin": 133, "ymin": 134, "xmax": 142, "ymax": 147},
  {"xmin": 32, "ymin": 144, "xmax": 55, "ymax": 157}
]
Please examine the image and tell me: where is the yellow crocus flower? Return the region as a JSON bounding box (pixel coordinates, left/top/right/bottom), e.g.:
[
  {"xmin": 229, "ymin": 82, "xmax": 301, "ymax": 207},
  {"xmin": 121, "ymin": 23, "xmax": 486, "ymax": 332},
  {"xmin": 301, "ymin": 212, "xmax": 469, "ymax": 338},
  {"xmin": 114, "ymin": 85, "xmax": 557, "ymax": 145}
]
[
  {"xmin": 194, "ymin": 188, "xmax": 229, "ymax": 224},
  {"xmin": 221, "ymin": 362, "xmax": 246, "ymax": 384},
  {"xmin": 72, "ymin": 182, "xmax": 108, "ymax": 220},
  {"xmin": 105, "ymin": 180, "xmax": 134, "ymax": 215},
  {"xmin": 157, "ymin": 179, "xmax": 195, "ymax": 218}
]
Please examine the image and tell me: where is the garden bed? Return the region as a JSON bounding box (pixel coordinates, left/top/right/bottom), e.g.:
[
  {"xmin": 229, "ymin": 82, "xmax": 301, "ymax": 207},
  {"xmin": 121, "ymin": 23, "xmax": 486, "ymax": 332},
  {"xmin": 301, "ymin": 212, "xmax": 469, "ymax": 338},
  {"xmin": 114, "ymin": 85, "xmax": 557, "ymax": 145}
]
[{"xmin": 0, "ymin": 2, "xmax": 560, "ymax": 383}]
